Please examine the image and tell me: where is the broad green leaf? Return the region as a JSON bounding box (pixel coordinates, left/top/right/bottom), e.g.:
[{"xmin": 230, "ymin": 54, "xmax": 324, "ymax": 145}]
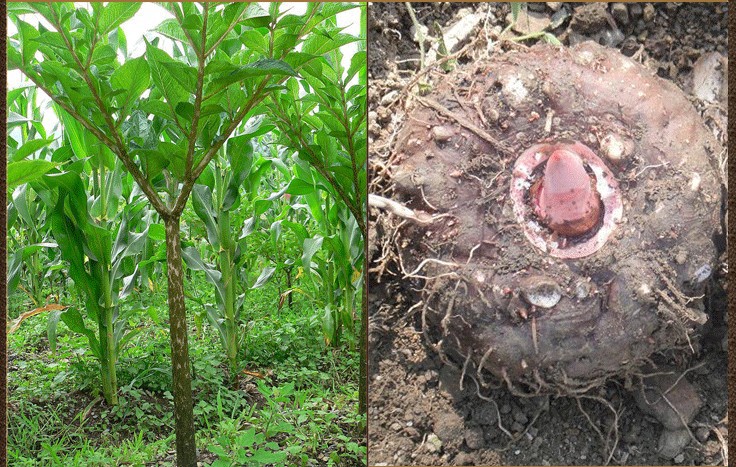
[
  {"xmin": 14, "ymin": 18, "xmax": 40, "ymax": 65},
  {"xmin": 212, "ymin": 59, "xmax": 296, "ymax": 89},
  {"xmin": 240, "ymin": 3, "xmax": 271, "ymax": 28},
  {"xmin": 301, "ymin": 31, "xmax": 360, "ymax": 57},
  {"xmin": 11, "ymin": 185, "xmax": 35, "ymax": 228},
  {"xmin": 85, "ymin": 223, "xmax": 113, "ymax": 266},
  {"xmin": 205, "ymin": 304, "xmax": 226, "ymax": 347},
  {"xmin": 250, "ymin": 266, "xmax": 276, "ymax": 290},
  {"xmin": 302, "ymin": 236, "xmax": 323, "ymax": 272},
  {"xmin": 47, "ymin": 308, "xmax": 64, "ymax": 354},
  {"xmin": 282, "ymin": 220, "xmax": 309, "ymax": 244},
  {"xmin": 10, "ymin": 138, "xmax": 54, "ymax": 162},
  {"xmin": 204, "ymin": 3, "xmax": 248, "ymax": 53},
  {"xmin": 98, "ymin": 3, "xmax": 142, "ymax": 35},
  {"xmin": 285, "ymin": 178, "xmax": 316, "ymax": 196},
  {"xmin": 60, "ymin": 307, "xmax": 102, "ymax": 359},
  {"xmin": 111, "ymin": 56, "xmax": 151, "ymax": 113},
  {"xmin": 249, "ymin": 449, "xmax": 288, "ymax": 464},
  {"xmin": 148, "ymin": 223, "xmax": 166, "ymax": 241},
  {"xmin": 8, "ymin": 3, "xmax": 37, "ymax": 14},
  {"xmin": 192, "ymin": 185, "xmax": 221, "ymax": 249},
  {"xmin": 222, "ymin": 136, "xmax": 254, "ymax": 211},
  {"xmin": 112, "ymin": 226, "xmax": 148, "ymax": 267},
  {"xmin": 110, "ymin": 26, "xmax": 128, "ymax": 58},
  {"xmin": 239, "ymin": 30, "xmax": 268, "ymax": 55},
  {"xmin": 8, "ymin": 160, "xmax": 58, "ymax": 190},
  {"xmin": 145, "ymin": 40, "xmax": 191, "ymax": 108},
  {"xmin": 91, "ymin": 44, "xmax": 117, "ymax": 65},
  {"xmin": 154, "ymin": 18, "xmax": 189, "ymax": 45},
  {"xmin": 181, "ymin": 246, "xmax": 225, "ymax": 305}
]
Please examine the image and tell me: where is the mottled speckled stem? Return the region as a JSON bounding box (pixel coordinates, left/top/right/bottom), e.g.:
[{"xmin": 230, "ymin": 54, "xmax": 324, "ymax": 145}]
[{"xmin": 164, "ymin": 217, "xmax": 197, "ymax": 467}]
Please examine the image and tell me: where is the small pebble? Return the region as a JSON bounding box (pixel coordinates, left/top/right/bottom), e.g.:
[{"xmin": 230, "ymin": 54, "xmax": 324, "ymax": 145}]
[
  {"xmin": 629, "ymin": 3, "xmax": 643, "ymax": 20},
  {"xmin": 598, "ymin": 28, "xmax": 625, "ymax": 48},
  {"xmin": 380, "ymin": 90, "xmax": 399, "ymax": 106},
  {"xmin": 432, "ymin": 126, "xmax": 454, "ymax": 143},
  {"xmin": 512, "ymin": 408, "xmax": 529, "ymax": 425},
  {"xmin": 426, "ymin": 433, "xmax": 442, "ymax": 453},
  {"xmin": 464, "ymin": 427, "xmax": 485, "ymax": 449},
  {"xmin": 404, "ymin": 426, "xmax": 420, "ymax": 439},
  {"xmin": 658, "ymin": 428, "xmax": 691, "ymax": 459},
  {"xmin": 642, "ymin": 3, "xmax": 655, "ymax": 22},
  {"xmin": 675, "ymin": 251, "xmax": 687, "ymax": 265},
  {"xmin": 527, "ymin": 2, "xmax": 546, "ymax": 12},
  {"xmin": 695, "ymin": 426, "xmax": 711, "ymax": 443},
  {"xmin": 611, "ymin": 3, "xmax": 629, "ymax": 25}
]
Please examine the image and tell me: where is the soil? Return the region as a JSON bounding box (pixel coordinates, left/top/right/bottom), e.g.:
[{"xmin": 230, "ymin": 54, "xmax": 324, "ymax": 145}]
[{"xmin": 367, "ymin": 3, "xmax": 728, "ymax": 466}]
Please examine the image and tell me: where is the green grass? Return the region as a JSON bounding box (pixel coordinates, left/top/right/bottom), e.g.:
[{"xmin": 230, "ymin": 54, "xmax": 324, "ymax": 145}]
[{"xmin": 8, "ymin": 272, "xmax": 365, "ymax": 466}]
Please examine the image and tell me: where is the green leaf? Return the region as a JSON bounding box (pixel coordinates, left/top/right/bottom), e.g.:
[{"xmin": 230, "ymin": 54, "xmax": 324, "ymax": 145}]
[
  {"xmin": 302, "ymin": 236, "xmax": 323, "ymax": 272},
  {"xmin": 8, "ymin": 3, "xmax": 37, "ymax": 15},
  {"xmin": 301, "ymin": 31, "xmax": 360, "ymax": 57},
  {"xmin": 542, "ymin": 32, "xmax": 563, "ymax": 46},
  {"xmin": 145, "ymin": 40, "xmax": 191, "ymax": 108},
  {"xmin": 249, "ymin": 449, "xmax": 287, "ymax": 464},
  {"xmin": 15, "ymin": 18, "xmax": 40, "ymax": 65},
  {"xmin": 212, "ymin": 59, "xmax": 296, "ymax": 89},
  {"xmin": 148, "ymin": 223, "xmax": 166, "ymax": 241},
  {"xmin": 181, "ymin": 246, "xmax": 225, "ymax": 305},
  {"xmin": 8, "ymin": 160, "xmax": 58, "ymax": 190},
  {"xmin": 204, "ymin": 3, "xmax": 248, "ymax": 53},
  {"xmin": 240, "ymin": 3, "xmax": 271, "ymax": 28},
  {"xmin": 511, "ymin": 2, "xmax": 523, "ymax": 23},
  {"xmin": 250, "ymin": 266, "xmax": 276, "ymax": 290},
  {"xmin": 61, "ymin": 308, "xmax": 102, "ymax": 359},
  {"xmin": 91, "ymin": 44, "xmax": 117, "ymax": 65},
  {"xmin": 239, "ymin": 30, "xmax": 268, "ymax": 55},
  {"xmin": 85, "ymin": 223, "xmax": 113, "ymax": 266},
  {"xmin": 154, "ymin": 18, "xmax": 189, "ymax": 45},
  {"xmin": 111, "ymin": 56, "xmax": 151, "ymax": 113},
  {"xmin": 10, "ymin": 138, "xmax": 55, "ymax": 162},
  {"xmin": 191, "ymin": 185, "xmax": 221, "ymax": 249},
  {"xmin": 47, "ymin": 308, "xmax": 64, "ymax": 355},
  {"xmin": 285, "ymin": 178, "xmax": 316, "ymax": 196},
  {"xmin": 98, "ymin": 3, "xmax": 142, "ymax": 35}
]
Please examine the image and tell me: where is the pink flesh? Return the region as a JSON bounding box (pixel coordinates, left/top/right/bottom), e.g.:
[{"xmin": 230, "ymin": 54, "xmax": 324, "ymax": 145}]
[{"xmin": 539, "ymin": 149, "xmax": 594, "ymax": 224}]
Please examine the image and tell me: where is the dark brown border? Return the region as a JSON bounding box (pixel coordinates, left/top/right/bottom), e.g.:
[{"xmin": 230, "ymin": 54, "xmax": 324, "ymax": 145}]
[
  {"xmin": 727, "ymin": 2, "xmax": 735, "ymax": 465},
  {"xmin": 1, "ymin": 1, "xmax": 8, "ymax": 466}
]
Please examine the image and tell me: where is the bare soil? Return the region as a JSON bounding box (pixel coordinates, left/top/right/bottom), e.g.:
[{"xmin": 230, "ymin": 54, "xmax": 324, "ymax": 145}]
[{"xmin": 367, "ymin": 3, "xmax": 728, "ymax": 466}]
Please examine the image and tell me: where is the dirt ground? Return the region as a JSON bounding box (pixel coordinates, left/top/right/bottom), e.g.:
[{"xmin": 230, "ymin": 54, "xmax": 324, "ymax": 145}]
[{"xmin": 366, "ymin": 3, "xmax": 728, "ymax": 466}]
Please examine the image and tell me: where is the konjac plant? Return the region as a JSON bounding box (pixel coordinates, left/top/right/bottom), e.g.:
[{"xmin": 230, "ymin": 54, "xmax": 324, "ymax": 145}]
[{"xmin": 8, "ymin": 2, "xmax": 365, "ymax": 465}]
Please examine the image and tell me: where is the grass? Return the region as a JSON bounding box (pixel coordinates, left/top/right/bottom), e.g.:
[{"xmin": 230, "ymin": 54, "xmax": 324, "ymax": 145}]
[{"xmin": 8, "ymin": 272, "xmax": 365, "ymax": 466}]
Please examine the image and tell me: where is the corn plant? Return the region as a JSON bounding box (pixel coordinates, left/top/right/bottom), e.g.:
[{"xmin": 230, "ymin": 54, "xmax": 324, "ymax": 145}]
[
  {"xmin": 7, "ymin": 86, "xmax": 59, "ymax": 307},
  {"xmin": 38, "ymin": 153, "xmax": 149, "ymax": 403},
  {"xmin": 9, "ymin": 2, "xmax": 363, "ymax": 464},
  {"xmin": 183, "ymin": 136, "xmax": 279, "ymax": 388}
]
